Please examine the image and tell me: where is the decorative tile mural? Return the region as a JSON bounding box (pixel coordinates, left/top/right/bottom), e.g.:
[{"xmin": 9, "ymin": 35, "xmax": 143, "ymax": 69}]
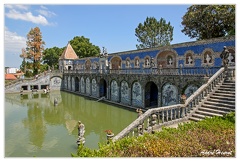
[
  {"xmin": 162, "ymin": 83, "xmax": 178, "ymax": 106},
  {"xmin": 64, "ymin": 77, "xmax": 67, "ymax": 89},
  {"xmin": 68, "ymin": 77, "xmax": 71, "ymax": 90},
  {"xmin": 80, "ymin": 77, "xmax": 85, "ymax": 93},
  {"xmin": 111, "ymin": 80, "xmax": 119, "ymax": 102},
  {"xmin": 120, "ymin": 80, "xmax": 130, "ymax": 105},
  {"xmin": 71, "ymin": 77, "xmax": 75, "ymax": 91},
  {"xmin": 50, "ymin": 77, "xmax": 62, "ymax": 89},
  {"xmin": 184, "ymin": 84, "xmax": 198, "ymax": 98},
  {"xmin": 86, "ymin": 77, "xmax": 90, "ymax": 95},
  {"xmin": 132, "ymin": 82, "xmax": 142, "ymax": 107},
  {"xmin": 92, "ymin": 79, "xmax": 97, "ymax": 97}
]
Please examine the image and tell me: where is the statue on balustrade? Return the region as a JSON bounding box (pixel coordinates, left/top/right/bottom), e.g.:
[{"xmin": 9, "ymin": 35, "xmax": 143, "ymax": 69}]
[{"xmin": 220, "ymin": 46, "xmax": 229, "ymax": 68}]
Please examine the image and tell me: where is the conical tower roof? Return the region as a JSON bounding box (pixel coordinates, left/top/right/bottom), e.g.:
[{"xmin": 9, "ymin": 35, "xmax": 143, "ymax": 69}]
[{"xmin": 59, "ymin": 42, "xmax": 79, "ymax": 60}]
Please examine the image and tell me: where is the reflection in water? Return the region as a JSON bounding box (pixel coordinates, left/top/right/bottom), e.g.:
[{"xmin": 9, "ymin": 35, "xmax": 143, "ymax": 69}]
[{"xmin": 5, "ymin": 91, "xmax": 137, "ymax": 157}]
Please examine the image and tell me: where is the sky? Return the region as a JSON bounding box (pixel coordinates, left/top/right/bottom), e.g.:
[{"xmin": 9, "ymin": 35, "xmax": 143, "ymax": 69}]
[{"xmin": 3, "ymin": 3, "xmax": 199, "ymax": 68}]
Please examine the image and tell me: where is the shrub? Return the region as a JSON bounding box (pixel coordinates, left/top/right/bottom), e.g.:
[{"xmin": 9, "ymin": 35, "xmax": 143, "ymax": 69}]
[{"xmin": 71, "ymin": 112, "xmax": 235, "ymax": 157}]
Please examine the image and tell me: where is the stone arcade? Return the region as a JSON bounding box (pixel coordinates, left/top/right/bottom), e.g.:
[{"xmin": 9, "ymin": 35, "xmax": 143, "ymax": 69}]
[{"xmin": 60, "ymin": 36, "xmax": 235, "ymax": 110}]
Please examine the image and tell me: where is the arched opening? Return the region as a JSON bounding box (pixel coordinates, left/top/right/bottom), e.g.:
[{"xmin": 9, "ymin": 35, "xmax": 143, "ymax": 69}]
[
  {"xmin": 75, "ymin": 77, "xmax": 80, "ymax": 92},
  {"xmin": 85, "ymin": 60, "xmax": 91, "ymax": 71},
  {"xmin": 145, "ymin": 81, "xmax": 158, "ymax": 108},
  {"xmin": 111, "ymin": 56, "xmax": 122, "ymax": 70},
  {"xmin": 157, "ymin": 51, "xmax": 176, "ymax": 68},
  {"xmin": 99, "ymin": 79, "xmax": 107, "ymax": 97}
]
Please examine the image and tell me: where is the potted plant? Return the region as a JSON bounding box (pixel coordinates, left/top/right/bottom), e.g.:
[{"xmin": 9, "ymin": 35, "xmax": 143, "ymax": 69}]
[{"xmin": 105, "ymin": 129, "xmax": 114, "ymax": 139}]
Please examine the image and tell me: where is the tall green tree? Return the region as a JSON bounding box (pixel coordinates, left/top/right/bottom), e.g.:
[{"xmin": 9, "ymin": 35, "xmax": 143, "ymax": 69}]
[
  {"xmin": 42, "ymin": 47, "xmax": 64, "ymax": 69},
  {"xmin": 70, "ymin": 36, "xmax": 100, "ymax": 58},
  {"xmin": 135, "ymin": 17, "xmax": 174, "ymax": 49},
  {"xmin": 181, "ymin": 5, "xmax": 235, "ymax": 40},
  {"xmin": 25, "ymin": 27, "xmax": 45, "ymax": 75}
]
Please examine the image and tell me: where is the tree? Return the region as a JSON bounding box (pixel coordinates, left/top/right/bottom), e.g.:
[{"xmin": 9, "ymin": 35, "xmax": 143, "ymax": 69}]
[
  {"xmin": 25, "ymin": 27, "xmax": 45, "ymax": 75},
  {"xmin": 69, "ymin": 36, "xmax": 100, "ymax": 58},
  {"xmin": 42, "ymin": 47, "xmax": 64, "ymax": 69},
  {"xmin": 135, "ymin": 17, "xmax": 174, "ymax": 49},
  {"xmin": 181, "ymin": 5, "xmax": 235, "ymax": 40}
]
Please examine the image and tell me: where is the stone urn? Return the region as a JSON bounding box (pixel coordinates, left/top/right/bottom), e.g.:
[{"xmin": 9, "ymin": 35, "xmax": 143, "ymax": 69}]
[{"xmin": 106, "ymin": 133, "xmax": 114, "ymax": 139}]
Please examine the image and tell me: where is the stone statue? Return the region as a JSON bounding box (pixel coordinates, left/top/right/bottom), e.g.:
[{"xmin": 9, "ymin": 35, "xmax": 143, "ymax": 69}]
[
  {"xmin": 220, "ymin": 46, "xmax": 229, "ymax": 67},
  {"xmin": 205, "ymin": 54, "xmax": 211, "ymax": 64},
  {"xmin": 76, "ymin": 121, "xmax": 85, "ymax": 146},
  {"xmin": 188, "ymin": 56, "xmax": 193, "ymax": 64},
  {"xmin": 136, "ymin": 108, "xmax": 143, "ymax": 118},
  {"xmin": 168, "ymin": 58, "xmax": 173, "ymax": 65}
]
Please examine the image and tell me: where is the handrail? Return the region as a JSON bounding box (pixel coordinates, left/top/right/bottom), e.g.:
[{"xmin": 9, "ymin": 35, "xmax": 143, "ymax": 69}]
[
  {"xmin": 112, "ymin": 66, "xmax": 233, "ymax": 142},
  {"xmin": 112, "ymin": 104, "xmax": 185, "ymax": 142},
  {"xmin": 63, "ymin": 66, "xmax": 221, "ymax": 76}
]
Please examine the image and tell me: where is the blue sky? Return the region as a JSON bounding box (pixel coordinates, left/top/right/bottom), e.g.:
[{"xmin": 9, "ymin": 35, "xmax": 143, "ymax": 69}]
[{"xmin": 3, "ymin": 3, "xmax": 198, "ymax": 68}]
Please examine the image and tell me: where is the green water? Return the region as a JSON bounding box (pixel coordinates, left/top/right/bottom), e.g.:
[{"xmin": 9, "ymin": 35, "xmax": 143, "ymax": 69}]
[{"xmin": 5, "ymin": 91, "xmax": 137, "ymax": 157}]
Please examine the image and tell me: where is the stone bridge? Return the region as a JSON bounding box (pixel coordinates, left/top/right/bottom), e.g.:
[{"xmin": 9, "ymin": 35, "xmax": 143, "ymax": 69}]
[{"xmin": 5, "ymin": 70, "xmax": 63, "ymax": 93}]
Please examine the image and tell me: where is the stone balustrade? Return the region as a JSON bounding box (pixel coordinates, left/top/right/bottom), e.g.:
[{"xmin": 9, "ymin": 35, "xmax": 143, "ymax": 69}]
[
  {"xmin": 63, "ymin": 66, "xmax": 221, "ymax": 76},
  {"xmin": 112, "ymin": 66, "xmax": 234, "ymax": 142}
]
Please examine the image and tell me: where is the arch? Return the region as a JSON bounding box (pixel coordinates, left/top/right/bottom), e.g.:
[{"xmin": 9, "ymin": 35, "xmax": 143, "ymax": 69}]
[
  {"xmin": 227, "ymin": 47, "xmax": 235, "ymax": 64},
  {"xmin": 156, "ymin": 49, "xmax": 177, "ymax": 68},
  {"xmin": 68, "ymin": 76, "xmax": 71, "ymax": 90},
  {"xmin": 125, "ymin": 57, "xmax": 131, "ymax": 68},
  {"xmin": 75, "ymin": 76, "xmax": 80, "ymax": 92},
  {"xmin": 64, "ymin": 76, "xmax": 67, "ymax": 89},
  {"xmin": 145, "ymin": 81, "xmax": 158, "ymax": 107},
  {"xmin": 201, "ymin": 48, "xmax": 215, "ymax": 66},
  {"xmin": 85, "ymin": 59, "xmax": 91, "ymax": 71},
  {"xmin": 92, "ymin": 78, "xmax": 97, "ymax": 96},
  {"xmin": 86, "ymin": 77, "xmax": 91, "ymax": 95},
  {"xmin": 162, "ymin": 83, "xmax": 178, "ymax": 106},
  {"xmin": 144, "ymin": 55, "xmax": 151, "ymax": 68},
  {"xmin": 184, "ymin": 50, "xmax": 195, "ymax": 67},
  {"xmin": 134, "ymin": 56, "xmax": 140, "ymax": 68},
  {"xmin": 71, "ymin": 76, "xmax": 75, "ymax": 91},
  {"xmin": 99, "ymin": 78, "xmax": 107, "ymax": 97},
  {"xmin": 132, "ymin": 81, "xmax": 142, "ymax": 107},
  {"xmin": 80, "ymin": 77, "xmax": 85, "ymax": 93},
  {"xmin": 120, "ymin": 80, "xmax": 130, "ymax": 105},
  {"xmin": 183, "ymin": 84, "xmax": 199, "ymax": 98},
  {"xmin": 110, "ymin": 56, "xmax": 122, "ymax": 70},
  {"xmin": 110, "ymin": 80, "xmax": 119, "ymax": 102}
]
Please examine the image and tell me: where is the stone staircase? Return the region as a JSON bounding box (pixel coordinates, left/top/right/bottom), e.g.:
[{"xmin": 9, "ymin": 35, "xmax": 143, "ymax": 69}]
[{"xmin": 189, "ymin": 79, "xmax": 235, "ymax": 121}]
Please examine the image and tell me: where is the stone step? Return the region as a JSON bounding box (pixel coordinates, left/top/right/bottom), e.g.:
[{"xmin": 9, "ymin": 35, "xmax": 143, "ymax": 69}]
[
  {"xmin": 192, "ymin": 113, "xmax": 207, "ymax": 119},
  {"xmin": 204, "ymin": 100, "xmax": 235, "ymax": 108},
  {"xmin": 212, "ymin": 92, "xmax": 235, "ymax": 98},
  {"xmin": 188, "ymin": 116, "xmax": 202, "ymax": 122},
  {"xmin": 201, "ymin": 103, "xmax": 235, "ymax": 111},
  {"xmin": 215, "ymin": 90, "xmax": 235, "ymax": 94},
  {"xmin": 198, "ymin": 107, "xmax": 228, "ymax": 115},
  {"xmin": 207, "ymin": 97, "xmax": 235, "ymax": 105},
  {"xmin": 218, "ymin": 86, "xmax": 235, "ymax": 91},
  {"xmin": 195, "ymin": 110, "xmax": 223, "ymax": 117},
  {"xmin": 210, "ymin": 95, "xmax": 235, "ymax": 101},
  {"xmin": 220, "ymin": 84, "xmax": 235, "ymax": 88},
  {"xmin": 223, "ymin": 80, "xmax": 235, "ymax": 83}
]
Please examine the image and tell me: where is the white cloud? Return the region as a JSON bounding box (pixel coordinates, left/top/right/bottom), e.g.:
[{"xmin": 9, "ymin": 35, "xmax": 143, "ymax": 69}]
[
  {"xmin": 40, "ymin": 5, "xmax": 48, "ymax": 10},
  {"xmin": 5, "ymin": 4, "xmax": 29, "ymax": 11},
  {"xmin": 4, "ymin": 27, "xmax": 26, "ymax": 54},
  {"xmin": 37, "ymin": 9, "xmax": 56, "ymax": 18},
  {"xmin": 5, "ymin": 9, "xmax": 50, "ymax": 26}
]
